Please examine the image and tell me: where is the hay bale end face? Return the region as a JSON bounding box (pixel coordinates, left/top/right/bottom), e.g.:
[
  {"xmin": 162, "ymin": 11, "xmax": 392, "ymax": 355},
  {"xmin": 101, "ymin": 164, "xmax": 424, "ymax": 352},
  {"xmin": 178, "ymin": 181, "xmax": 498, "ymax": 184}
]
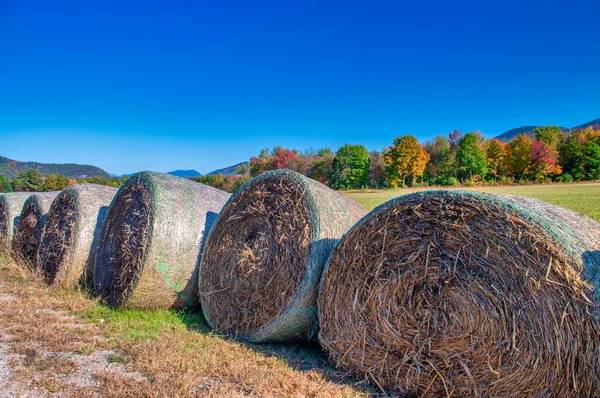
[
  {"xmin": 199, "ymin": 170, "xmax": 367, "ymax": 343},
  {"xmin": 11, "ymin": 192, "xmax": 59, "ymax": 267},
  {"xmin": 93, "ymin": 171, "xmax": 230, "ymax": 309},
  {"xmin": 318, "ymin": 190, "xmax": 600, "ymax": 396},
  {"xmin": 38, "ymin": 184, "xmax": 117, "ymax": 288},
  {"xmin": 0, "ymin": 192, "xmax": 31, "ymax": 252}
]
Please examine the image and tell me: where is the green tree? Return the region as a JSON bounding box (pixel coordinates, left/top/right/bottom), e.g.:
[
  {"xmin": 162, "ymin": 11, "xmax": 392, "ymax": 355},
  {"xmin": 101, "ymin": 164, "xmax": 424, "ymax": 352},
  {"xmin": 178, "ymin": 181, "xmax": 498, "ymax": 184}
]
[
  {"xmin": 12, "ymin": 169, "xmax": 44, "ymax": 192},
  {"xmin": 456, "ymin": 132, "xmax": 487, "ymax": 181},
  {"xmin": 508, "ymin": 134, "xmax": 533, "ymax": 179},
  {"xmin": 534, "ymin": 126, "xmax": 564, "ymax": 151},
  {"xmin": 560, "ymin": 127, "xmax": 600, "ymax": 180},
  {"xmin": 384, "ymin": 135, "xmax": 430, "ymax": 187},
  {"xmin": 330, "ymin": 144, "xmax": 370, "ymax": 189},
  {"xmin": 0, "ymin": 175, "xmax": 13, "ymax": 193},
  {"xmin": 424, "ymin": 135, "xmax": 453, "ymax": 183},
  {"xmin": 43, "ymin": 173, "xmax": 70, "ymax": 191}
]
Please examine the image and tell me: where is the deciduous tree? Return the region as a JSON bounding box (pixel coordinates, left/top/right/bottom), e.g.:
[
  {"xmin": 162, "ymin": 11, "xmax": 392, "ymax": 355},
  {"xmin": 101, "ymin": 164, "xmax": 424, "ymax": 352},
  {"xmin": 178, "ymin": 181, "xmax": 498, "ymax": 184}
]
[
  {"xmin": 508, "ymin": 134, "xmax": 533, "ymax": 179},
  {"xmin": 485, "ymin": 139, "xmax": 508, "ymax": 182},
  {"xmin": 384, "ymin": 135, "xmax": 430, "ymax": 187},
  {"xmin": 330, "ymin": 144, "xmax": 370, "ymax": 189},
  {"xmin": 456, "ymin": 132, "xmax": 487, "ymax": 181}
]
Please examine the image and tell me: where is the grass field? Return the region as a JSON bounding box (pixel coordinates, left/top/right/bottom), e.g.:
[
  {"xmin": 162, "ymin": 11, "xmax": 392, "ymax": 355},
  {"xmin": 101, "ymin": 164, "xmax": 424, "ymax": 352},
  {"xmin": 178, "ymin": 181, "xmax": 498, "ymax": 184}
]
[
  {"xmin": 1, "ymin": 183, "xmax": 598, "ymax": 396},
  {"xmin": 0, "ymin": 256, "xmax": 371, "ymax": 397},
  {"xmin": 343, "ymin": 182, "xmax": 600, "ymax": 221}
]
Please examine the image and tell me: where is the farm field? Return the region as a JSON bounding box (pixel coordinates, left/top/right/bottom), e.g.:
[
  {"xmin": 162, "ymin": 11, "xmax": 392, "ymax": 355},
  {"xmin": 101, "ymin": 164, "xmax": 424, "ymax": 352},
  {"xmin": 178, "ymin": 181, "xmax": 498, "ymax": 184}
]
[
  {"xmin": 0, "ymin": 183, "xmax": 599, "ymax": 396},
  {"xmin": 0, "ymin": 255, "xmax": 371, "ymax": 397},
  {"xmin": 343, "ymin": 182, "xmax": 600, "ymax": 221}
]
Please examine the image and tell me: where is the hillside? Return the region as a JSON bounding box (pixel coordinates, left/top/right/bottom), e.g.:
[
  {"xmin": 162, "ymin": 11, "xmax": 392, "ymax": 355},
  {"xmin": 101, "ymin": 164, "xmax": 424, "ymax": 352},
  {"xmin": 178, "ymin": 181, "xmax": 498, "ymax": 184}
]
[
  {"xmin": 167, "ymin": 169, "xmax": 202, "ymax": 178},
  {"xmin": 495, "ymin": 125, "xmax": 569, "ymax": 142},
  {"xmin": 0, "ymin": 156, "xmax": 109, "ymax": 179},
  {"xmin": 494, "ymin": 117, "xmax": 599, "ymax": 142},
  {"xmin": 574, "ymin": 118, "xmax": 600, "ymax": 130},
  {"xmin": 206, "ymin": 161, "xmax": 248, "ymax": 176}
]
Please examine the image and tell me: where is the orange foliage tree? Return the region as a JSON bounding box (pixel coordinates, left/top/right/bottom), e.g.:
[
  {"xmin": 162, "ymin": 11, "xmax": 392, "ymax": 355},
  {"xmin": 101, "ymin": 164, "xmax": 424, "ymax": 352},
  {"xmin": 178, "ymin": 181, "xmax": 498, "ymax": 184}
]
[{"xmin": 384, "ymin": 135, "xmax": 430, "ymax": 187}]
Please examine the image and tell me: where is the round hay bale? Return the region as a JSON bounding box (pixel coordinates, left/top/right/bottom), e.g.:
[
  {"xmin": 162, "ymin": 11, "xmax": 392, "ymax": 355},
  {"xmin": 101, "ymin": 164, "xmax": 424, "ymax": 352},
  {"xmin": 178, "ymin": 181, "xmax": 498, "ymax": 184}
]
[
  {"xmin": 0, "ymin": 192, "xmax": 31, "ymax": 252},
  {"xmin": 318, "ymin": 190, "xmax": 600, "ymax": 396},
  {"xmin": 93, "ymin": 171, "xmax": 230, "ymax": 309},
  {"xmin": 38, "ymin": 184, "xmax": 117, "ymax": 289},
  {"xmin": 11, "ymin": 192, "xmax": 60, "ymax": 268},
  {"xmin": 199, "ymin": 169, "xmax": 367, "ymax": 343}
]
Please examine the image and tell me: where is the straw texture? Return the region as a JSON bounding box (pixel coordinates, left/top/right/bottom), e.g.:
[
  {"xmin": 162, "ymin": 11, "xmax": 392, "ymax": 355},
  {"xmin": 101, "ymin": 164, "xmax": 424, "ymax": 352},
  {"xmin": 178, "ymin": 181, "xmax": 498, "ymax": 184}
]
[
  {"xmin": 0, "ymin": 192, "xmax": 31, "ymax": 252},
  {"xmin": 318, "ymin": 190, "xmax": 600, "ymax": 397},
  {"xmin": 38, "ymin": 184, "xmax": 117, "ymax": 288},
  {"xmin": 11, "ymin": 192, "xmax": 59, "ymax": 268},
  {"xmin": 94, "ymin": 171, "xmax": 230, "ymax": 309},
  {"xmin": 200, "ymin": 170, "xmax": 366, "ymax": 343}
]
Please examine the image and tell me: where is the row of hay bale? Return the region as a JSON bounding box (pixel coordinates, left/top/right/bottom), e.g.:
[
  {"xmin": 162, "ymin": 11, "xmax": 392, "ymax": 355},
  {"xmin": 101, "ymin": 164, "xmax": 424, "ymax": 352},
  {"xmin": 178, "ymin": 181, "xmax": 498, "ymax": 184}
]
[{"xmin": 1, "ymin": 169, "xmax": 599, "ymax": 396}]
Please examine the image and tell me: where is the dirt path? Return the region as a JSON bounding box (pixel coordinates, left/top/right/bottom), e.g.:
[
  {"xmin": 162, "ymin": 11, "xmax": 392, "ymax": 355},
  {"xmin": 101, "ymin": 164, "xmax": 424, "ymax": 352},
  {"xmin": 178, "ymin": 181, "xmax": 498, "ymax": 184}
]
[{"xmin": 0, "ymin": 278, "xmax": 146, "ymax": 397}]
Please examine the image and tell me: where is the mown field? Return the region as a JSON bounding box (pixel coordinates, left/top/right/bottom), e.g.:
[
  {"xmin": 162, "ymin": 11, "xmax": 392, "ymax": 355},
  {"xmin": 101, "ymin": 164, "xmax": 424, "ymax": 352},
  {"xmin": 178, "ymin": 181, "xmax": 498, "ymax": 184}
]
[
  {"xmin": 1, "ymin": 183, "xmax": 599, "ymax": 397},
  {"xmin": 0, "ymin": 256, "xmax": 372, "ymax": 397},
  {"xmin": 343, "ymin": 182, "xmax": 600, "ymax": 221}
]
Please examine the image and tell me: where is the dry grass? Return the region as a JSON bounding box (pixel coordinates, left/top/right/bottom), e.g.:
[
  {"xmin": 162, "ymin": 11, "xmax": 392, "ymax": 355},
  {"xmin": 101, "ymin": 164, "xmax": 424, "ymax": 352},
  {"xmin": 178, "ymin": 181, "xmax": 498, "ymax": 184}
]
[{"xmin": 0, "ymin": 254, "xmax": 370, "ymax": 397}]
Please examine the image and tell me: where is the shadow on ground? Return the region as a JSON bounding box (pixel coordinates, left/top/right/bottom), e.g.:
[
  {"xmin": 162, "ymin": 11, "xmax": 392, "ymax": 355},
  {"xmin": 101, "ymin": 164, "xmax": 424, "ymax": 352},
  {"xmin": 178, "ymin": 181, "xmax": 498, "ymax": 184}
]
[{"xmin": 178, "ymin": 309, "xmax": 378, "ymax": 396}]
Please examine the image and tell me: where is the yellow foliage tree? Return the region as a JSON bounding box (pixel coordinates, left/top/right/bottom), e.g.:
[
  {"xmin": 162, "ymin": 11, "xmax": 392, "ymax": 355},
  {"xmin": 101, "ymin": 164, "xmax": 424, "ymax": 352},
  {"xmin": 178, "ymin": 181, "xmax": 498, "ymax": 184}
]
[{"xmin": 384, "ymin": 135, "xmax": 430, "ymax": 187}]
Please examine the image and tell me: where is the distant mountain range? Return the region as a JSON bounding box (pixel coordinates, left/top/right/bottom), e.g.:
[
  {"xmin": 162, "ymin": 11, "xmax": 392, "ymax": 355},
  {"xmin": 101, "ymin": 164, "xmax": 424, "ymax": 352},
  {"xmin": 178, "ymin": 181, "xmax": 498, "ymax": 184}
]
[
  {"xmin": 206, "ymin": 162, "xmax": 248, "ymax": 176},
  {"xmin": 494, "ymin": 117, "xmax": 600, "ymax": 142},
  {"xmin": 166, "ymin": 162, "xmax": 249, "ymax": 179},
  {"xmin": 0, "ymin": 156, "xmax": 109, "ymax": 179},
  {"xmin": 167, "ymin": 169, "xmax": 202, "ymax": 178}
]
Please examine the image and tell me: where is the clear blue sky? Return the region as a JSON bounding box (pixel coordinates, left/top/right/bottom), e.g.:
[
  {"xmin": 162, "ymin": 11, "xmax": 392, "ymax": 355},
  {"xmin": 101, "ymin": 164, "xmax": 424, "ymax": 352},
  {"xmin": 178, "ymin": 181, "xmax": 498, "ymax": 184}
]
[{"xmin": 1, "ymin": 0, "xmax": 599, "ymax": 175}]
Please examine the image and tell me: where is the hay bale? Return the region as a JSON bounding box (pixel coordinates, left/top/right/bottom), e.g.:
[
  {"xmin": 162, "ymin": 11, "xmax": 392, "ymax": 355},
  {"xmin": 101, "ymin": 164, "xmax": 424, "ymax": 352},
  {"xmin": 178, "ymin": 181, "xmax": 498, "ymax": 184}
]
[
  {"xmin": 38, "ymin": 184, "xmax": 117, "ymax": 288},
  {"xmin": 11, "ymin": 192, "xmax": 60, "ymax": 267},
  {"xmin": 199, "ymin": 170, "xmax": 367, "ymax": 343},
  {"xmin": 0, "ymin": 192, "xmax": 31, "ymax": 252},
  {"xmin": 94, "ymin": 171, "xmax": 230, "ymax": 309},
  {"xmin": 318, "ymin": 190, "xmax": 600, "ymax": 396}
]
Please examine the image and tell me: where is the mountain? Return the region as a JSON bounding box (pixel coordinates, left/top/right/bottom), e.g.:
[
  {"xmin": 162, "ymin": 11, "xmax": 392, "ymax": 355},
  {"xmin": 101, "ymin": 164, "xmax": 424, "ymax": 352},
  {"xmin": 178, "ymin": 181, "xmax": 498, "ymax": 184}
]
[
  {"xmin": 495, "ymin": 125, "xmax": 569, "ymax": 142},
  {"xmin": 167, "ymin": 169, "xmax": 202, "ymax": 178},
  {"xmin": 494, "ymin": 117, "xmax": 600, "ymax": 142},
  {"xmin": 573, "ymin": 118, "xmax": 600, "ymax": 130},
  {"xmin": 206, "ymin": 161, "xmax": 248, "ymax": 176},
  {"xmin": 0, "ymin": 156, "xmax": 109, "ymax": 179}
]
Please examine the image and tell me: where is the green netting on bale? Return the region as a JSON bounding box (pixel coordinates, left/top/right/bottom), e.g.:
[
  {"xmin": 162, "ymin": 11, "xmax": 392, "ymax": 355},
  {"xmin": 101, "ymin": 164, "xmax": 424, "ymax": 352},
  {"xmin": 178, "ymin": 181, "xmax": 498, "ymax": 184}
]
[
  {"xmin": 11, "ymin": 192, "xmax": 59, "ymax": 268},
  {"xmin": 38, "ymin": 184, "xmax": 117, "ymax": 288},
  {"xmin": 0, "ymin": 192, "xmax": 31, "ymax": 252},
  {"xmin": 199, "ymin": 169, "xmax": 367, "ymax": 343},
  {"xmin": 318, "ymin": 190, "xmax": 600, "ymax": 396},
  {"xmin": 94, "ymin": 171, "xmax": 230, "ymax": 309}
]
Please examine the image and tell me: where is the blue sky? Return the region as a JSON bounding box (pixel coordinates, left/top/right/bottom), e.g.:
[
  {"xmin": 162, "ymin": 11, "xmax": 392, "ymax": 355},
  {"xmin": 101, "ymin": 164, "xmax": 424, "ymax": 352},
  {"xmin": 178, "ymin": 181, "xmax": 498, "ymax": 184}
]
[{"xmin": 1, "ymin": 0, "xmax": 599, "ymax": 175}]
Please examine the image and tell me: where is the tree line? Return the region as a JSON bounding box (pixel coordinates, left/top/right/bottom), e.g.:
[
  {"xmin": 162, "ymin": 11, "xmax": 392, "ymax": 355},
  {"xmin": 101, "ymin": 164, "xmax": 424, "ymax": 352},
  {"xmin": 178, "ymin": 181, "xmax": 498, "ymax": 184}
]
[
  {"xmin": 0, "ymin": 168, "xmax": 128, "ymax": 193},
  {"xmin": 196, "ymin": 125, "xmax": 600, "ymax": 192},
  {"xmin": 2, "ymin": 124, "xmax": 599, "ymax": 194}
]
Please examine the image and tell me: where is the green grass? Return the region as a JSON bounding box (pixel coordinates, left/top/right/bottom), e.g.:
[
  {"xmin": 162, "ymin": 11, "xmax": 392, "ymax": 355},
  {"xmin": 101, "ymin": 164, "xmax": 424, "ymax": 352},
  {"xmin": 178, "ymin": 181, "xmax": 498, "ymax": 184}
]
[
  {"xmin": 82, "ymin": 305, "xmax": 209, "ymax": 341},
  {"xmin": 342, "ymin": 182, "xmax": 600, "ymax": 221}
]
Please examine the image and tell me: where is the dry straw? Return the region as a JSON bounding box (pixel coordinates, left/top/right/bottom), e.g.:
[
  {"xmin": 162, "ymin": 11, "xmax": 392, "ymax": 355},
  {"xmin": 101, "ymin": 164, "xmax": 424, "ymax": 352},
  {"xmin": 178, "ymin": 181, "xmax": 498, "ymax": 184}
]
[
  {"xmin": 94, "ymin": 171, "xmax": 230, "ymax": 309},
  {"xmin": 11, "ymin": 192, "xmax": 59, "ymax": 268},
  {"xmin": 0, "ymin": 192, "xmax": 31, "ymax": 252},
  {"xmin": 38, "ymin": 184, "xmax": 117, "ymax": 289},
  {"xmin": 199, "ymin": 170, "xmax": 366, "ymax": 343},
  {"xmin": 318, "ymin": 190, "xmax": 600, "ymax": 397}
]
